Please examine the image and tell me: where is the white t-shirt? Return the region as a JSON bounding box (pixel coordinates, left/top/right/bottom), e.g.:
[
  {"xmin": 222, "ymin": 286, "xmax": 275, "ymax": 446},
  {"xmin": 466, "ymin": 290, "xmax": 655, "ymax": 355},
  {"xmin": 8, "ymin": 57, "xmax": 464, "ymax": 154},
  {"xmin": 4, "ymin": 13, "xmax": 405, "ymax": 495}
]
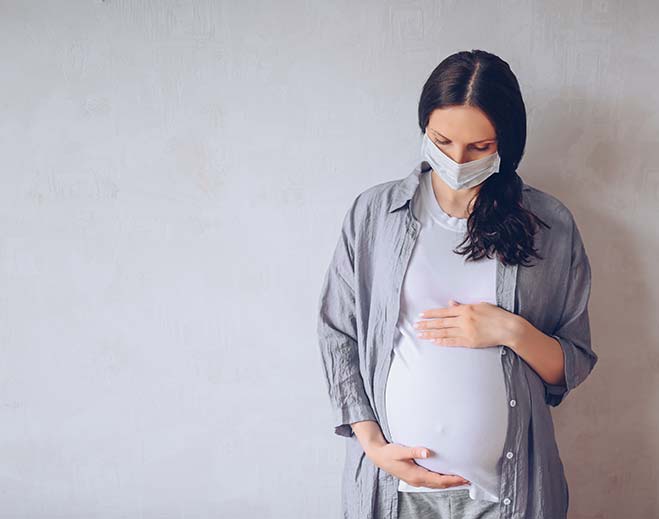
[{"xmin": 384, "ymin": 170, "xmax": 508, "ymax": 502}]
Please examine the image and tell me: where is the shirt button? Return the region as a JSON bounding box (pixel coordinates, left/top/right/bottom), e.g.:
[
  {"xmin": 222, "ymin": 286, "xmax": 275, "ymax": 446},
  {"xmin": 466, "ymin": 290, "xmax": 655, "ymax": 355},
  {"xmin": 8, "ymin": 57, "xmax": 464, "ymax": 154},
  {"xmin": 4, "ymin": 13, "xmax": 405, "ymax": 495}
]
[
  {"xmin": 509, "ymin": 399, "xmax": 517, "ymax": 407},
  {"xmin": 501, "ymin": 347, "xmax": 507, "ymax": 355},
  {"xmin": 506, "ymin": 451, "xmax": 514, "ymax": 459},
  {"xmin": 503, "ymin": 497, "xmax": 511, "ymax": 505}
]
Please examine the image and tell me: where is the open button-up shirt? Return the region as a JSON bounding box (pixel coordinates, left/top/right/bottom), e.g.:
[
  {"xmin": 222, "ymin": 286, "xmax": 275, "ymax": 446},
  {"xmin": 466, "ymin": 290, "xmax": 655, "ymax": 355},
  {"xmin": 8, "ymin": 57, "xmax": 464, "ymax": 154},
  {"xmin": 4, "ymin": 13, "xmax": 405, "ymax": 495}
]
[{"xmin": 316, "ymin": 161, "xmax": 598, "ymax": 519}]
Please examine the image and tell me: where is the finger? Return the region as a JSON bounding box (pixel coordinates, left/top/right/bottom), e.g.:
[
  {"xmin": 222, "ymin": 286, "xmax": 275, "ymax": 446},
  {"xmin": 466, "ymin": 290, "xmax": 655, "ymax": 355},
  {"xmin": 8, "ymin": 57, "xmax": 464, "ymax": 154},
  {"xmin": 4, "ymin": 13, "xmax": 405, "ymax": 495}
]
[
  {"xmin": 416, "ymin": 327, "xmax": 461, "ymax": 339},
  {"xmin": 432, "ymin": 337, "xmax": 469, "ymax": 347},
  {"xmin": 406, "ymin": 465, "xmax": 470, "ymax": 488},
  {"xmin": 418, "ymin": 307, "xmax": 460, "ymax": 318},
  {"xmin": 420, "ymin": 468, "xmax": 470, "ymax": 488},
  {"xmin": 390, "ymin": 444, "xmax": 432, "ymax": 461},
  {"xmin": 415, "ymin": 317, "xmax": 459, "ymax": 330}
]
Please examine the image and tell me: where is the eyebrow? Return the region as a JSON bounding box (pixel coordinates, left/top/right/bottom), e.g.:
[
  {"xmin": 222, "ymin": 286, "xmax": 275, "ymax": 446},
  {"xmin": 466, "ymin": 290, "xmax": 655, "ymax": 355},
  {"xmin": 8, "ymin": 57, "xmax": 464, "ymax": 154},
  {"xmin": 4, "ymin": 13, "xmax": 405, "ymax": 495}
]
[{"xmin": 429, "ymin": 128, "xmax": 497, "ymax": 144}]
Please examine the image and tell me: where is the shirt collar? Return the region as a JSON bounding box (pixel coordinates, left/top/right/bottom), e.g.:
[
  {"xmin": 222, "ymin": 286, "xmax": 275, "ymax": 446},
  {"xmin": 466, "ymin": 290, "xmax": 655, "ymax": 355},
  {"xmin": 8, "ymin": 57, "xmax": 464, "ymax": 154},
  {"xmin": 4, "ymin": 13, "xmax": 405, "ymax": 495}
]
[{"xmin": 387, "ymin": 160, "xmax": 432, "ymax": 213}]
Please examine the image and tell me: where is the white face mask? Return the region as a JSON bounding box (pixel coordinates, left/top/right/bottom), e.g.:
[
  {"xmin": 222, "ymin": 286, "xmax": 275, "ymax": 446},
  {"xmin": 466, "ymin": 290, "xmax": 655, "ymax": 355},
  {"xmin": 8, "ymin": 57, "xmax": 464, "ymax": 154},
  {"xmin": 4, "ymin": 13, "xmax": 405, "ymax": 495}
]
[{"xmin": 421, "ymin": 132, "xmax": 501, "ymax": 190}]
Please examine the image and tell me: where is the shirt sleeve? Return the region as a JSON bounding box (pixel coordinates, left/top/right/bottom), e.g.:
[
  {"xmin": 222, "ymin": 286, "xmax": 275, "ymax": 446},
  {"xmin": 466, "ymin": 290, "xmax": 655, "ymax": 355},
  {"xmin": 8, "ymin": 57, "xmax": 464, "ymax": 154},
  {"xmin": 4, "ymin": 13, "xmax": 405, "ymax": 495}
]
[
  {"xmin": 544, "ymin": 216, "xmax": 599, "ymax": 407},
  {"xmin": 316, "ymin": 196, "xmax": 377, "ymax": 437}
]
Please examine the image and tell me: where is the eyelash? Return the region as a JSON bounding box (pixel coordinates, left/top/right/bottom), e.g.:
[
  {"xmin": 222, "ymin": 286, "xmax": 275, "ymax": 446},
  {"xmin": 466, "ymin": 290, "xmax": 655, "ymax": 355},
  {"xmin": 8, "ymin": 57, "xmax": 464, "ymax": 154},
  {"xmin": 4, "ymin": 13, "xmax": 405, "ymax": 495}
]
[{"xmin": 434, "ymin": 140, "xmax": 490, "ymax": 152}]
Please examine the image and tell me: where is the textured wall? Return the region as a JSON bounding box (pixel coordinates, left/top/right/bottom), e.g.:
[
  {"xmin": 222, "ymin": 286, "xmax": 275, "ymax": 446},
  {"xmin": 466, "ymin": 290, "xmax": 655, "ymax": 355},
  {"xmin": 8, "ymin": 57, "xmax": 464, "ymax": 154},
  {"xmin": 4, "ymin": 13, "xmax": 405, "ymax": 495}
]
[{"xmin": 1, "ymin": 1, "xmax": 657, "ymax": 518}]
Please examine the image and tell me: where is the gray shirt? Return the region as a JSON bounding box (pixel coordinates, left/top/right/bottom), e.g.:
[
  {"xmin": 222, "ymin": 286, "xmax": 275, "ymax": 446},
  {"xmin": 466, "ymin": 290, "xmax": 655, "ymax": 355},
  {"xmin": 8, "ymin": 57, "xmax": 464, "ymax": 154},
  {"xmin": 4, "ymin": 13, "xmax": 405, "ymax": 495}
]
[{"xmin": 316, "ymin": 161, "xmax": 598, "ymax": 519}]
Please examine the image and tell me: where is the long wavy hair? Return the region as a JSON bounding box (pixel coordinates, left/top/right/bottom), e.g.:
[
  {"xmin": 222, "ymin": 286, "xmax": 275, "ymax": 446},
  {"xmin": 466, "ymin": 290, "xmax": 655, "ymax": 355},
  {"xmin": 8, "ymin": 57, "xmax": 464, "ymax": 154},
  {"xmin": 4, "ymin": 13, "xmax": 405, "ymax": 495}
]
[{"xmin": 418, "ymin": 49, "xmax": 549, "ymax": 267}]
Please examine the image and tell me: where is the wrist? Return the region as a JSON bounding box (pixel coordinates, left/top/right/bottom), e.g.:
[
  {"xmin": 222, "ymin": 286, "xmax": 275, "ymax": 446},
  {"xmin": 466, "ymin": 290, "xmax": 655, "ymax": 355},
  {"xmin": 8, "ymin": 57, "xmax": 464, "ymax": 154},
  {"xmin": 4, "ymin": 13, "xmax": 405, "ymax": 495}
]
[
  {"xmin": 351, "ymin": 421, "xmax": 388, "ymax": 456},
  {"xmin": 504, "ymin": 313, "xmax": 528, "ymax": 352},
  {"xmin": 361, "ymin": 433, "xmax": 387, "ymax": 454}
]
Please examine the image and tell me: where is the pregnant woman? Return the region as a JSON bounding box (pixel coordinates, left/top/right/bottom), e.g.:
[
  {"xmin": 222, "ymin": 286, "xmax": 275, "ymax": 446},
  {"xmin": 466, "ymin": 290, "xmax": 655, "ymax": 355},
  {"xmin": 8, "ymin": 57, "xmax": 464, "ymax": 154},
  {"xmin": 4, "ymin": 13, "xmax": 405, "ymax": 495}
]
[{"xmin": 317, "ymin": 50, "xmax": 598, "ymax": 519}]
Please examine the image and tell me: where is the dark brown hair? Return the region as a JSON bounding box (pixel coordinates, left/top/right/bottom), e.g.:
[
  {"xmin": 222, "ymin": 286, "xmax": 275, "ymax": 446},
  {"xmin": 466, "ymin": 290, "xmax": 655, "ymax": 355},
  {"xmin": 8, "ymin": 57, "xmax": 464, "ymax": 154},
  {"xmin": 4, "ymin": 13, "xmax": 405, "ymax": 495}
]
[{"xmin": 418, "ymin": 49, "xmax": 549, "ymax": 266}]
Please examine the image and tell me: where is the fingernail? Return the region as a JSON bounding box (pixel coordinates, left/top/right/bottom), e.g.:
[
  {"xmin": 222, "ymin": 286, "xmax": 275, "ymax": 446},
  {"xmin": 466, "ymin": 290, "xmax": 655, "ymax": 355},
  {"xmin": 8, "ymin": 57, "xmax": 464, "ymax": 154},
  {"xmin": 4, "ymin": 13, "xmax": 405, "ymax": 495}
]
[
  {"xmin": 420, "ymin": 450, "xmax": 427, "ymax": 458},
  {"xmin": 418, "ymin": 312, "xmax": 425, "ymax": 317}
]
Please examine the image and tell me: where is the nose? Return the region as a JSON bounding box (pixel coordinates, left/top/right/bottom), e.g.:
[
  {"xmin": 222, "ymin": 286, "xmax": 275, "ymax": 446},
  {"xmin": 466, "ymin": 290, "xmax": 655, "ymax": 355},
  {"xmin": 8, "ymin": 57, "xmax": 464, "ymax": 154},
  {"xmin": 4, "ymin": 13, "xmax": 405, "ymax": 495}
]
[{"xmin": 448, "ymin": 148, "xmax": 468, "ymax": 164}]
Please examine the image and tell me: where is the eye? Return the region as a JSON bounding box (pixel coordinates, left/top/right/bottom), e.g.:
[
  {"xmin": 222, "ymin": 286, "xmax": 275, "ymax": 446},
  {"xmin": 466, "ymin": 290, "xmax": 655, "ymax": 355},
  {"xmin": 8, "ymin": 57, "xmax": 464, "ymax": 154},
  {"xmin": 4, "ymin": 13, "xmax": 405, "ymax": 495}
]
[
  {"xmin": 432, "ymin": 139, "xmax": 491, "ymax": 152},
  {"xmin": 433, "ymin": 139, "xmax": 450, "ymax": 147}
]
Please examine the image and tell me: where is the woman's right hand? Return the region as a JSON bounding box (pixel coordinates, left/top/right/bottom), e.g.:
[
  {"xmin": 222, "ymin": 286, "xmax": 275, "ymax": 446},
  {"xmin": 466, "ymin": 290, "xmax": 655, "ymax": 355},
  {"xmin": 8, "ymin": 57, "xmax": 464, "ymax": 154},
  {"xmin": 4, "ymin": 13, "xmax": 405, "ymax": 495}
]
[{"xmin": 366, "ymin": 442, "xmax": 471, "ymax": 489}]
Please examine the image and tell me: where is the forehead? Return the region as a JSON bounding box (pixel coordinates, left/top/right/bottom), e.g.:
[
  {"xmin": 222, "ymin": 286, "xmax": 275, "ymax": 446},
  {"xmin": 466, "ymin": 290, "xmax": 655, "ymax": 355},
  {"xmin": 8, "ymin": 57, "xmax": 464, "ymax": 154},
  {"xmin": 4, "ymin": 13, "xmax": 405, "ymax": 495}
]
[{"xmin": 427, "ymin": 106, "xmax": 496, "ymax": 142}]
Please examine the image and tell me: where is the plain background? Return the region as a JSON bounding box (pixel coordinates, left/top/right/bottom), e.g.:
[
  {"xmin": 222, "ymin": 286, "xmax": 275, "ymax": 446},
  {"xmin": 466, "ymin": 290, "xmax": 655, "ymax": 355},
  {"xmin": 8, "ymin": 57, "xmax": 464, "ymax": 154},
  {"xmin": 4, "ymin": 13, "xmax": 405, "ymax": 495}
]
[{"xmin": 1, "ymin": 1, "xmax": 657, "ymax": 518}]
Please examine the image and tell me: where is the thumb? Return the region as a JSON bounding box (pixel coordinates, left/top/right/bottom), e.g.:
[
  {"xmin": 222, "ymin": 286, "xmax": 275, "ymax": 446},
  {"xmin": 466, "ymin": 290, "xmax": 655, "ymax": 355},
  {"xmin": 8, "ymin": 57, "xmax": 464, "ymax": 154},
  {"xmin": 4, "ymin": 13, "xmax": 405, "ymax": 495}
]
[
  {"xmin": 390, "ymin": 444, "xmax": 432, "ymax": 461},
  {"xmin": 406, "ymin": 446, "xmax": 432, "ymax": 460}
]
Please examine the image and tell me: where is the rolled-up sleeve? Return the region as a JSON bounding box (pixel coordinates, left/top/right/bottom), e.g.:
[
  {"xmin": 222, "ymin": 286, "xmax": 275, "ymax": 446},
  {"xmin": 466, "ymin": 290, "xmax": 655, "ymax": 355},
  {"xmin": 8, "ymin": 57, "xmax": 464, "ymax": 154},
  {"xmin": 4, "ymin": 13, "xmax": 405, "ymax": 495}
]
[
  {"xmin": 544, "ymin": 216, "xmax": 599, "ymax": 407},
  {"xmin": 317, "ymin": 196, "xmax": 377, "ymax": 437}
]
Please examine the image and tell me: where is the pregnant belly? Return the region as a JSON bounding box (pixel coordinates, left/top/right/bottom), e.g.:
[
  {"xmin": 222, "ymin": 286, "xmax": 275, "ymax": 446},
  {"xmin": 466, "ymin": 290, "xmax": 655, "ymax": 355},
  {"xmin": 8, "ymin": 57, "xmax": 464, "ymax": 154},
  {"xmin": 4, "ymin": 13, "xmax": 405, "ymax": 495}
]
[{"xmin": 384, "ymin": 339, "xmax": 509, "ymax": 494}]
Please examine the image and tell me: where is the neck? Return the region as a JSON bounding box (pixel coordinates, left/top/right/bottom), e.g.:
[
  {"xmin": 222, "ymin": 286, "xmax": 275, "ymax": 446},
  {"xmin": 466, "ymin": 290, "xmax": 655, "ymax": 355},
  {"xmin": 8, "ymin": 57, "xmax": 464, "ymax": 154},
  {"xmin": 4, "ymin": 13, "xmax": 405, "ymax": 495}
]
[{"xmin": 429, "ymin": 171, "xmax": 480, "ymax": 219}]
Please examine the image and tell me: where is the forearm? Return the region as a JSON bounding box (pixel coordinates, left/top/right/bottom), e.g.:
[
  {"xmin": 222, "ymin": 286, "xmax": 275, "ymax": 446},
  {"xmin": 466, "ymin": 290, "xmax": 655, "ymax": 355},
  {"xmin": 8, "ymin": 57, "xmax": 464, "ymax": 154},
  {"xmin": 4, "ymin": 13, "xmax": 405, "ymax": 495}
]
[
  {"xmin": 351, "ymin": 420, "xmax": 387, "ymax": 455},
  {"xmin": 507, "ymin": 315, "xmax": 566, "ymax": 387}
]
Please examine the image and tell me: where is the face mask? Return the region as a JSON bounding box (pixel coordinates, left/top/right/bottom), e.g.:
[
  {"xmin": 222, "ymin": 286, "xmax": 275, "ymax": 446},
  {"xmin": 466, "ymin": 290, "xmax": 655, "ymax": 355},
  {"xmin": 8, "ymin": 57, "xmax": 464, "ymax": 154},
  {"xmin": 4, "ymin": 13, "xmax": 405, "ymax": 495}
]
[{"xmin": 421, "ymin": 132, "xmax": 501, "ymax": 190}]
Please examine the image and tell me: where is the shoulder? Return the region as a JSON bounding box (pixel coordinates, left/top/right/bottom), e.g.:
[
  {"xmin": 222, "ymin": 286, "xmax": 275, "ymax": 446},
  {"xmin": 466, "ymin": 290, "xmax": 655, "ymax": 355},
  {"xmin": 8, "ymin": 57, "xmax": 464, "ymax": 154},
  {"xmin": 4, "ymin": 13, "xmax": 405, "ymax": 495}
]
[
  {"xmin": 521, "ymin": 181, "xmax": 577, "ymax": 230},
  {"xmin": 335, "ymin": 177, "xmax": 403, "ymax": 244},
  {"xmin": 521, "ymin": 180, "xmax": 592, "ymax": 260},
  {"xmin": 347, "ymin": 177, "xmax": 402, "ymax": 217}
]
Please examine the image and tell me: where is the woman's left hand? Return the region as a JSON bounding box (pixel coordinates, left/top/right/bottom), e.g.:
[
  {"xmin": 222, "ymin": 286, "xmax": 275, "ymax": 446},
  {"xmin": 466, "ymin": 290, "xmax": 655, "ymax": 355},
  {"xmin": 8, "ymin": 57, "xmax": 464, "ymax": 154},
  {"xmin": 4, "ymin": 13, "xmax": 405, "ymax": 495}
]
[{"xmin": 414, "ymin": 300, "xmax": 522, "ymax": 349}]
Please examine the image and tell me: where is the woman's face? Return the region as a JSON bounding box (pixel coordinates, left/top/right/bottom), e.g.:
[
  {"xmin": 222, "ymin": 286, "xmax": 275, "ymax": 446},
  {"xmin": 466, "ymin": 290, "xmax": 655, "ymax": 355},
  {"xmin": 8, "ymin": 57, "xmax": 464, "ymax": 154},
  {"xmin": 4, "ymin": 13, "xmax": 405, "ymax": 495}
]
[{"xmin": 426, "ymin": 105, "xmax": 498, "ymax": 164}]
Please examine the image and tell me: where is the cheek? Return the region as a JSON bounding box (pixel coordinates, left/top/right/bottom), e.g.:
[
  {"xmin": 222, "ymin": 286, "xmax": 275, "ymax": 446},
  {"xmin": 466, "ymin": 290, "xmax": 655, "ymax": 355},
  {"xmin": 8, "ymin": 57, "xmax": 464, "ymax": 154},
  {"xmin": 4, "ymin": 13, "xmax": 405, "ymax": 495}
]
[{"xmin": 474, "ymin": 147, "xmax": 497, "ymax": 160}]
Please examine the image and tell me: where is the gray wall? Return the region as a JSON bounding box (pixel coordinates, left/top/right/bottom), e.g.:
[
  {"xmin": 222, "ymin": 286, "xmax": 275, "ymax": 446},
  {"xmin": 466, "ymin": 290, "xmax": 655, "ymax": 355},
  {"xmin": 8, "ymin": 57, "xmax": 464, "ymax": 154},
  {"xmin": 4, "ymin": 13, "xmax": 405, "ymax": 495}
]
[{"xmin": 1, "ymin": 1, "xmax": 657, "ymax": 518}]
